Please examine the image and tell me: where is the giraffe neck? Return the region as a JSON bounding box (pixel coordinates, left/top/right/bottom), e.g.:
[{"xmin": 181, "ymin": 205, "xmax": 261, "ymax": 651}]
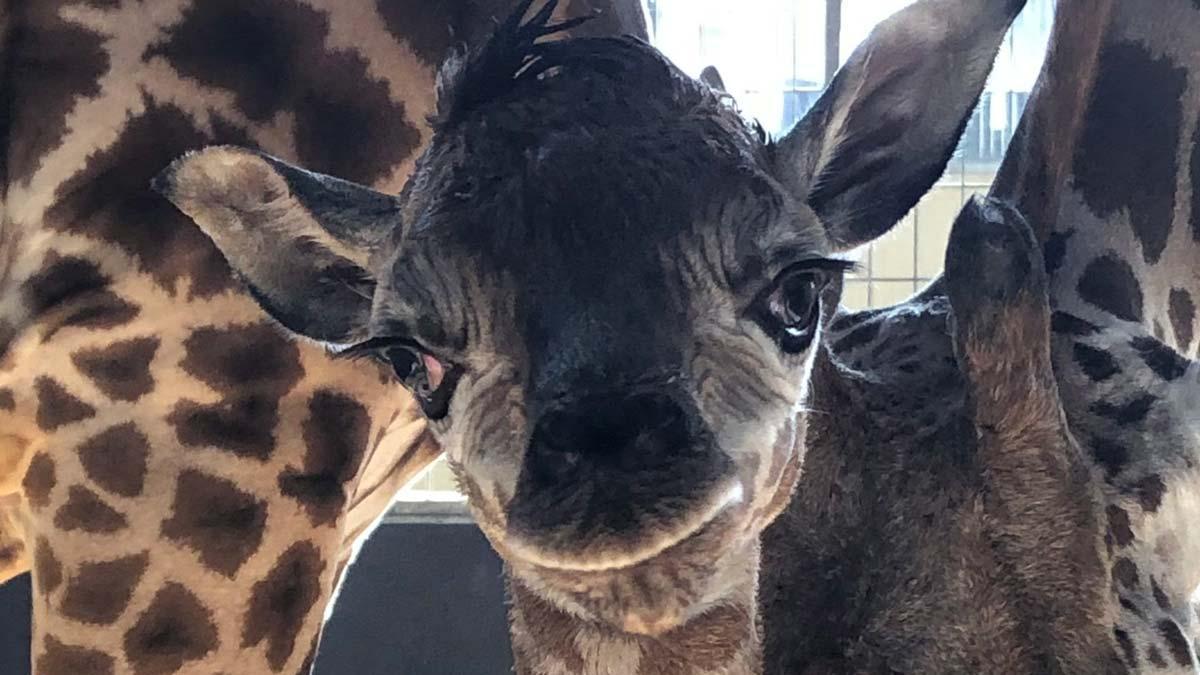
[
  {"xmin": 996, "ymin": 0, "xmax": 1200, "ymax": 356},
  {"xmin": 507, "ymin": 540, "xmax": 762, "ymax": 675}
]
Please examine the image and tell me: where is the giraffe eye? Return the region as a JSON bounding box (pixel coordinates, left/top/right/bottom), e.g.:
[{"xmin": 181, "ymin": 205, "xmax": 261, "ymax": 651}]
[
  {"xmin": 382, "ymin": 346, "xmax": 460, "ymax": 420},
  {"xmin": 754, "ymin": 261, "xmax": 846, "ymax": 353}
]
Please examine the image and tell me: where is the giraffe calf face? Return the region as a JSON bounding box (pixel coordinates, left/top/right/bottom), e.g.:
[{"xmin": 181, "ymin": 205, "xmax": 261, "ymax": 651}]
[{"xmin": 159, "ymin": 0, "xmax": 1025, "ymax": 632}]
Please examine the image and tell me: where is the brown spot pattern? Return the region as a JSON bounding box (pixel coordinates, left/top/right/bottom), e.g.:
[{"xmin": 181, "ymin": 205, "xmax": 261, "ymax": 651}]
[
  {"xmin": 1148, "ymin": 645, "xmax": 1168, "ymax": 668},
  {"xmin": 54, "ymin": 486, "xmax": 128, "ymax": 533},
  {"xmin": 0, "ymin": 388, "xmax": 14, "ymax": 410},
  {"xmin": 1106, "ymin": 505, "xmax": 1134, "ymax": 548},
  {"xmin": 45, "ymin": 293, "xmax": 141, "ymax": 340},
  {"xmin": 0, "ymin": 543, "xmax": 21, "ymax": 567},
  {"xmin": 1131, "ymin": 474, "xmax": 1166, "ymax": 513},
  {"xmin": 44, "ymin": 100, "xmax": 237, "ymax": 298},
  {"xmin": 77, "ymin": 423, "xmax": 151, "ymax": 497},
  {"xmin": 1112, "ymin": 557, "xmax": 1139, "ymax": 590},
  {"xmin": 37, "ymin": 635, "xmax": 115, "ymax": 675},
  {"xmin": 1076, "ymin": 255, "xmax": 1144, "ymax": 324},
  {"xmin": 1072, "ymin": 42, "xmax": 1184, "ymax": 265},
  {"xmin": 1151, "ymin": 577, "xmax": 1172, "ymax": 611},
  {"xmin": 123, "ymin": 582, "xmax": 219, "ymax": 675},
  {"xmin": 279, "ymin": 390, "xmax": 370, "ymax": 527},
  {"xmin": 152, "ymin": 0, "xmax": 419, "ymax": 185},
  {"xmin": 375, "ymin": 0, "xmax": 457, "ymax": 65},
  {"xmin": 168, "ymin": 323, "xmax": 303, "ymax": 460},
  {"xmin": 22, "ymin": 254, "xmax": 140, "ymax": 339},
  {"xmin": 61, "ymin": 552, "xmax": 149, "ymax": 624},
  {"xmin": 34, "ymin": 538, "xmax": 63, "ymax": 595},
  {"xmin": 1192, "ymin": 108, "xmax": 1200, "ymax": 242},
  {"xmin": 72, "ymin": 337, "xmax": 160, "ymax": 402},
  {"xmin": 6, "ymin": 2, "xmax": 110, "ymax": 185},
  {"xmin": 23, "ymin": 453, "xmax": 57, "ymax": 508},
  {"xmin": 1169, "ymin": 288, "xmax": 1195, "ymax": 351},
  {"xmin": 1157, "ymin": 619, "xmax": 1193, "ymax": 667},
  {"xmin": 242, "ymin": 541, "xmax": 327, "ymax": 672},
  {"xmin": 161, "ymin": 470, "xmax": 267, "ymax": 577},
  {"xmin": 1114, "ymin": 627, "xmax": 1137, "ymax": 668},
  {"xmin": 35, "ymin": 377, "xmax": 96, "ymax": 430},
  {"xmin": 23, "ymin": 254, "xmax": 109, "ymax": 315}
]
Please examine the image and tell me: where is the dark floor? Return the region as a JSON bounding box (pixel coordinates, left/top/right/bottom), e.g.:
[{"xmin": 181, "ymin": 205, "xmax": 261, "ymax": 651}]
[{"xmin": 0, "ymin": 521, "xmax": 514, "ymax": 675}]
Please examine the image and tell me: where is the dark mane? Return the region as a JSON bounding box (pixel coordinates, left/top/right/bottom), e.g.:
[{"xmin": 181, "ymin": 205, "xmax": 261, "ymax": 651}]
[
  {"xmin": 431, "ymin": 0, "xmax": 737, "ymax": 135},
  {"xmin": 432, "ymin": 0, "xmax": 596, "ymax": 129}
]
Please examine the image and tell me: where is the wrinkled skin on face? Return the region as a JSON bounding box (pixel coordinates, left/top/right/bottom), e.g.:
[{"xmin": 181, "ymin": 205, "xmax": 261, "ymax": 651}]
[{"xmin": 157, "ymin": 0, "xmax": 1026, "ymax": 634}]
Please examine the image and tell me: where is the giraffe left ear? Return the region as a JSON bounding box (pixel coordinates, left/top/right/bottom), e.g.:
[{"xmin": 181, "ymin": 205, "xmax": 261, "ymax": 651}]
[
  {"xmin": 773, "ymin": 0, "xmax": 1026, "ymax": 252},
  {"xmin": 152, "ymin": 146, "xmax": 399, "ymax": 344}
]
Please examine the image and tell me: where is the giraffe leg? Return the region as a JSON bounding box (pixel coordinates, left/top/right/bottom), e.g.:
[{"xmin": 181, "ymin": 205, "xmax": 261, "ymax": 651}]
[{"xmin": 944, "ymin": 196, "xmax": 1123, "ymax": 672}]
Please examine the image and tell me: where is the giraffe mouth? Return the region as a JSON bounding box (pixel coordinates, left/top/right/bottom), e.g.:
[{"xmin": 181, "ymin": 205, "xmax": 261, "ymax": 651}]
[{"xmin": 503, "ymin": 479, "xmax": 746, "ymax": 573}]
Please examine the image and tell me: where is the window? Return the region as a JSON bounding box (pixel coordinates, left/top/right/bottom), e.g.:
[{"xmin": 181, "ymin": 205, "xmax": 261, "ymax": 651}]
[{"xmin": 397, "ymin": 0, "xmax": 1056, "ymax": 500}]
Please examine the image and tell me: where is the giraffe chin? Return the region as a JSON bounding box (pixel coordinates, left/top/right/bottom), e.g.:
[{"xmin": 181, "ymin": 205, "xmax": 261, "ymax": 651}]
[{"xmin": 502, "ymin": 506, "xmax": 758, "ymax": 636}]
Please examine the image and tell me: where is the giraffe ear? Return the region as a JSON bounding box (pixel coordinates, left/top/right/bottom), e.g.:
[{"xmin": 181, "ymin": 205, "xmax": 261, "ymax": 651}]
[
  {"xmin": 773, "ymin": 0, "xmax": 1026, "ymax": 252},
  {"xmin": 699, "ymin": 65, "xmax": 727, "ymax": 94},
  {"xmin": 152, "ymin": 146, "xmax": 399, "ymax": 344}
]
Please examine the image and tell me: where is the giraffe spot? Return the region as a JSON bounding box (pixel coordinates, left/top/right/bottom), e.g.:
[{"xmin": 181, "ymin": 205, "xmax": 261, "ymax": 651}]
[
  {"xmin": 1158, "ymin": 619, "xmax": 1192, "ymax": 667},
  {"xmin": 1119, "ymin": 596, "xmax": 1145, "ymax": 619},
  {"xmin": 161, "ymin": 469, "xmax": 267, "ymax": 578},
  {"xmin": 1106, "ymin": 505, "xmax": 1134, "ymax": 547},
  {"xmin": 1073, "ymin": 41, "xmax": 1184, "ymax": 265},
  {"xmin": 123, "ymin": 582, "xmax": 219, "ymax": 675},
  {"xmin": 1113, "ymin": 557, "xmax": 1139, "ymax": 590},
  {"xmin": 23, "ymin": 254, "xmax": 109, "ymax": 315},
  {"xmin": 1043, "ymin": 228, "xmax": 1074, "ymax": 274},
  {"xmin": 1130, "ymin": 474, "xmax": 1166, "ymax": 513},
  {"xmin": 1076, "ymin": 255, "xmax": 1144, "ymax": 324},
  {"xmin": 1154, "ymin": 320, "xmax": 1166, "ymax": 341},
  {"xmin": 0, "ymin": 543, "xmax": 21, "ymax": 567},
  {"xmin": 37, "ymin": 635, "xmax": 115, "ymax": 675},
  {"xmin": 1052, "ymin": 312, "xmax": 1100, "ymax": 337},
  {"xmin": 35, "ymin": 377, "xmax": 96, "ymax": 431},
  {"xmin": 6, "ymin": 2, "xmax": 110, "ymax": 185},
  {"xmin": 279, "ymin": 390, "xmax": 370, "ymax": 527},
  {"xmin": 61, "ymin": 552, "xmax": 149, "ymax": 625},
  {"xmin": 54, "ymin": 486, "xmax": 128, "ymax": 533},
  {"xmin": 1090, "ymin": 394, "xmax": 1156, "ymax": 427},
  {"xmin": 0, "ymin": 388, "xmax": 14, "ymax": 410},
  {"xmin": 1148, "ymin": 645, "xmax": 1168, "ymax": 668},
  {"xmin": 1072, "ymin": 343, "xmax": 1120, "ymax": 382},
  {"xmin": 23, "ymin": 453, "xmax": 56, "ymax": 508},
  {"xmin": 1151, "ymin": 577, "xmax": 1172, "ymax": 611},
  {"xmin": 1114, "ymin": 627, "xmax": 1138, "ymax": 668},
  {"xmin": 1130, "ymin": 336, "xmax": 1189, "ymax": 381},
  {"xmin": 242, "ymin": 541, "xmax": 327, "ymax": 672},
  {"xmin": 1169, "ymin": 288, "xmax": 1195, "ymax": 351},
  {"xmin": 43, "ymin": 293, "xmax": 141, "ymax": 341},
  {"xmin": 1191, "ymin": 111, "xmax": 1200, "ymax": 242},
  {"xmin": 72, "ymin": 337, "xmax": 160, "ymax": 403},
  {"xmin": 152, "ymin": 0, "xmax": 419, "ymax": 186},
  {"xmin": 44, "ymin": 100, "xmax": 238, "ymax": 299},
  {"xmin": 168, "ymin": 323, "xmax": 303, "ymax": 460},
  {"xmin": 34, "ymin": 538, "xmax": 63, "ymax": 595},
  {"xmin": 77, "ymin": 423, "xmax": 151, "ymax": 497},
  {"xmin": 1092, "ymin": 438, "xmax": 1130, "ymax": 478},
  {"xmin": 831, "ymin": 320, "xmax": 881, "ymax": 354},
  {"xmin": 375, "ymin": 0, "xmax": 457, "ymax": 65}
]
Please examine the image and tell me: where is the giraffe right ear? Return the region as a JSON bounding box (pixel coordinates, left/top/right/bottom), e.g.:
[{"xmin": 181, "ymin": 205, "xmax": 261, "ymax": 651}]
[{"xmin": 152, "ymin": 146, "xmax": 399, "ymax": 344}]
